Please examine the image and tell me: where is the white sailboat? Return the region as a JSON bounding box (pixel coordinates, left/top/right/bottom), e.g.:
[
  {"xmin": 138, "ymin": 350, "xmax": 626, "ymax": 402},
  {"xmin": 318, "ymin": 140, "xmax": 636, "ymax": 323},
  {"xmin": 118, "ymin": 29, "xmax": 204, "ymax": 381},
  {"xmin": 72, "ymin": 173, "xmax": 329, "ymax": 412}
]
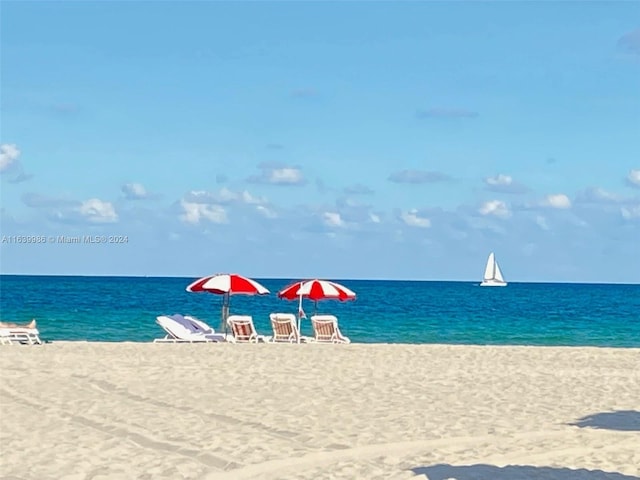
[{"xmin": 480, "ymin": 252, "xmax": 507, "ymax": 287}]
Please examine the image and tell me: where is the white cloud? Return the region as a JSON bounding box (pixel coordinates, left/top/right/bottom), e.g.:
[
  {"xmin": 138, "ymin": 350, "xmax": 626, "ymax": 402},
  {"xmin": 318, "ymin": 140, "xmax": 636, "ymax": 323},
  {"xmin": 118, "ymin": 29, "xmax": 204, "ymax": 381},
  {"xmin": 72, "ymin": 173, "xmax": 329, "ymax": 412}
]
[
  {"xmin": 369, "ymin": 213, "xmax": 381, "ymax": 223},
  {"xmin": 240, "ymin": 190, "xmax": 264, "ymax": 204},
  {"xmin": 401, "ymin": 209, "xmax": 431, "ymax": 227},
  {"xmin": 183, "ymin": 190, "xmax": 212, "ymax": 203},
  {"xmin": 121, "ymin": 182, "xmax": 150, "ymax": 200},
  {"xmin": 179, "ymin": 200, "xmax": 227, "ymax": 224},
  {"xmin": 0, "ymin": 144, "xmax": 20, "ymax": 173},
  {"xmin": 485, "ymin": 174, "xmax": 513, "ymax": 186},
  {"xmin": 268, "ymin": 168, "xmax": 304, "ymax": 184},
  {"xmin": 316, "ymin": 196, "xmax": 381, "ymax": 230},
  {"xmin": 184, "ymin": 188, "xmax": 266, "ymax": 206},
  {"xmin": 621, "ymin": 204, "xmax": 640, "ymax": 220},
  {"xmin": 0, "ymin": 144, "xmax": 32, "ymax": 182},
  {"xmin": 0, "ymin": 143, "xmax": 20, "ymax": 173},
  {"xmin": 322, "ymin": 212, "xmax": 345, "ymax": 228},
  {"xmin": 542, "ymin": 194, "xmax": 571, "ymax": 209},
  {"xmin": 479, "ymin": 200, "xmax": 511, "ymax": 218},
  {"xmin": 20, "ymin": 192, "xmax": 119, "ymax": 225},
  {"xmin": 626, "ymin": 169, "xmax": 640, "ymax": 189},
  {"xmin": 256, "ymin": 205, "xmax": 277, "ymax": 219},
  {"xmin": 177, "ymin": 188, "xmax": 275, "ymax": 226},
  {"xmin": 247, "ymin": 164, "xmax": 306, "ymax": 186},
  {"xmin": 0, "ymin": 143, "xmax": 33, "ymax": 183},
  {"xmin": 77, "ymin": 198, "xmax": 118, "ymax": 223},
  {"xmin": 483, "ymin": 174, "xmax": 528, "ymax": 194},
  {"xmin": 215, "ymin": 187, "xmax": 264, "ymax": 204}
]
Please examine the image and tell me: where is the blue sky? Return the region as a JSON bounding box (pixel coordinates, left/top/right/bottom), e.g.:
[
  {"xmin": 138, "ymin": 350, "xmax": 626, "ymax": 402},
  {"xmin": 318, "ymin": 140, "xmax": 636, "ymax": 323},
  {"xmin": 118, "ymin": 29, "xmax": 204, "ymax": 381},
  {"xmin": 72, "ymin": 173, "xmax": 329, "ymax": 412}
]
[{"xmin": 1, "ymin": 1, "xmax": 639, "ymax": 282}]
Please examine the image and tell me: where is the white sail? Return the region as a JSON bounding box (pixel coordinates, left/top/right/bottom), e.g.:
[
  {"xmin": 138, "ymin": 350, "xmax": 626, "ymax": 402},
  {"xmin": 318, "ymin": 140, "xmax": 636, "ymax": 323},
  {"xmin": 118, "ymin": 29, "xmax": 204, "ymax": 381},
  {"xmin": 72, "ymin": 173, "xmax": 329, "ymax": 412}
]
[
  {"xmin": 483, "ymin": 252, "xmax": 495, "ymax": 281},
  {"xmin": 494, "ymin": 261, "xmax": 505, "ymax": 283},
  {"xmin": 480, "ymin": 252, "xmax": 507, "ymax": 286}
]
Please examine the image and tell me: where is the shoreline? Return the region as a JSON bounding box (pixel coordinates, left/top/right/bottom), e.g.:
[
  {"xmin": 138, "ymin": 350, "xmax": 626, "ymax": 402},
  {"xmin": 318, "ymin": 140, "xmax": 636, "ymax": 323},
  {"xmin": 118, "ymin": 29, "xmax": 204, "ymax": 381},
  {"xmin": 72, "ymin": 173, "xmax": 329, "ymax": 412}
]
[
  {"xmin": 2, "ymin": 342, "xmax": 638, "ymax": 479},
  {"xmin": 26, "ymin": 340, "xmax": 640, "ymax": 350}
]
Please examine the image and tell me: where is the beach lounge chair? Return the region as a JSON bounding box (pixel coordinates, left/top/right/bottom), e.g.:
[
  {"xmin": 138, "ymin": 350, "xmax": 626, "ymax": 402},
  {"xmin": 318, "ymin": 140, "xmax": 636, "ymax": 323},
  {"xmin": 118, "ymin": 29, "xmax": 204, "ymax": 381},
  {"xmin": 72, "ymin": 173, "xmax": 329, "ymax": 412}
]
[
  {"xmin": 269, "ymin": 313, "xmax": 311, "ymax": 343},
  {"xmin": 226, "ymin": 315, "xmax": 269, "ymax": 343},
  {"xmin": 310, "ymin": 315, "xmax": 351, "ymax": 344},
  {"xmin": 154, "ymin": 315, "xmax": 226, "ymax": 343},
  {"xmin": 0, "ymin": 326, "xmax": 43, "ymax": 345},
  {"xmin": 172, "ymin": 314, "xmax": 217, "ymax": 335},
  {"xmin": 184, "ymin": 315, "xmax": 214, "ymax": 333}
]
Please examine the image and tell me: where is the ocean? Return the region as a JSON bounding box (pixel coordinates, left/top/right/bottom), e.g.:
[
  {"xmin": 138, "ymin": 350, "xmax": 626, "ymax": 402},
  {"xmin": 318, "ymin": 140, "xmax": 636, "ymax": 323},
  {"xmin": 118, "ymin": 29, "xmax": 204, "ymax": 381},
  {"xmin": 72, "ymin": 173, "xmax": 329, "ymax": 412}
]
[{"xmin": 1, "ymin": 275, "xmax": 638, "ymax": 347}]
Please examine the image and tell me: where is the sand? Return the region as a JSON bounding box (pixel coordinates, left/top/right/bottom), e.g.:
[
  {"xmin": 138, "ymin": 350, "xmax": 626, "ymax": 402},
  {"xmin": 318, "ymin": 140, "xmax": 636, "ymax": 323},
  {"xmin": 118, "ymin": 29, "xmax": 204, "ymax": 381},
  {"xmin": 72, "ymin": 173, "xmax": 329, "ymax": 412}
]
[{"xmin": 1, "ymin": 342, "xmax": 639, "ymax": 480}]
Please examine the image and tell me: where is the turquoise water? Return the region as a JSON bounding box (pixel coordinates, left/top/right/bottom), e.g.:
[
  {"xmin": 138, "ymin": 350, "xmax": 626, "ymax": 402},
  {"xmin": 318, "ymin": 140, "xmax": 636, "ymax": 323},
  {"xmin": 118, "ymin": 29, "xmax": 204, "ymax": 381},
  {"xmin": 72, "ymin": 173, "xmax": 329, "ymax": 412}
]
[{"xmin": 1, "ymin": 275, "xmax": 638, "ymax": 347}]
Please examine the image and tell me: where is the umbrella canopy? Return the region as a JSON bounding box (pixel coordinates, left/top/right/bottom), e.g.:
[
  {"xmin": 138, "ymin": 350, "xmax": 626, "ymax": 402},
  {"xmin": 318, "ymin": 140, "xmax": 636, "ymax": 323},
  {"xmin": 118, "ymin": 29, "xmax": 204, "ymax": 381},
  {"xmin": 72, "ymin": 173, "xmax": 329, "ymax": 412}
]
[
  {"xmin": 278, "ymin": 279, "xmax": 356, "ymax": 332},
  {"xmin": 186, "ymin": 273, "xmax": 269, "ymax": 334},
  {"xmin": 186, "ymin": 274, "xmax": 270, "ymax": 296},
  {"xmin": 278, "ymin": 279, "xmax": 356, "ymax": 302}
]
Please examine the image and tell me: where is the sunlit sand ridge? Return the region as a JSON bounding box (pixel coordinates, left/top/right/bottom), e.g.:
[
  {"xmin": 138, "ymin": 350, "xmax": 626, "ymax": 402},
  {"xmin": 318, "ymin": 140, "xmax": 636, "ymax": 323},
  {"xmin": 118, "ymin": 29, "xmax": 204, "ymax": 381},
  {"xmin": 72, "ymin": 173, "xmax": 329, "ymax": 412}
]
[{"xmin": 1, "ymin": 343, "xmax": 639, "ymax": 479}]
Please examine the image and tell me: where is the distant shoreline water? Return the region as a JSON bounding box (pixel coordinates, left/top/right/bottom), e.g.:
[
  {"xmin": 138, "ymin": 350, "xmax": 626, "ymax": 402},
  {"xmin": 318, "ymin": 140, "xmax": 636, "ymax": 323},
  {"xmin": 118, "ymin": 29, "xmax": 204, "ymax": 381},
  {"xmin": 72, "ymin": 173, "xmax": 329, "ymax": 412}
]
[{"xmin": 1, "ymin": 275, "xmax": 639, "ymax": 347}]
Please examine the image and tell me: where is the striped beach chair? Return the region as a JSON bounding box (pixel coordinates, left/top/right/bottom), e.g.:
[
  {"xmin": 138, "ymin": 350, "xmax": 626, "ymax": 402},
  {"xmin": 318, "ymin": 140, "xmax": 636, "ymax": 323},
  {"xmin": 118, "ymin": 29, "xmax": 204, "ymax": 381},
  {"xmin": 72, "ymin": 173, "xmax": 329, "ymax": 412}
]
[
  {"xmin": 226, "ymin": 315, "xmax": 269, "ymax": 343},
  {"xmin": 310, "ymin": 315, "xmax": 351, "ymax": 344},
  {"xmin": 269, "ymin": 313, "xmax": 310, "ymax": 343}
]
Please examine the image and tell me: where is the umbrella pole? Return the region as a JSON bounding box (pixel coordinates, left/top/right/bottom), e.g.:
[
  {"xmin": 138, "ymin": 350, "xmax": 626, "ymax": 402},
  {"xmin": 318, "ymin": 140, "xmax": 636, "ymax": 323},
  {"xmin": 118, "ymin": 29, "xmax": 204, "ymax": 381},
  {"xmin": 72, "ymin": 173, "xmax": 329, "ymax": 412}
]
[
  {"xmin": 297, "ymin": 293, "xmax": 303, "ymax": 334},
  {"xmin": 220, "ymin": 297, "xmax": 224, "ymax": 333},
  {"xmin": 225, "ymin": 292, "xmax": 230, "ymax": 336},
  {"xmin": 296, "ymin": 281, "xmax": 304, "ymax": 342},
  {"xmin": 221, "ymin": 292, "xmax": 230, "ymax": 335}
]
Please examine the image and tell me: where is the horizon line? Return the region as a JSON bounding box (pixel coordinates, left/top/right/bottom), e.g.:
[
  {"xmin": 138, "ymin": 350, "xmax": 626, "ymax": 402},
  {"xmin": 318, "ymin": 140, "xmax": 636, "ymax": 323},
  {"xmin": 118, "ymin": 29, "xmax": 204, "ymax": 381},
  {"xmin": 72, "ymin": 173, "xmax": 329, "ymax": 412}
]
[{"xmin": 0, "ymin": 273, "xmax": 638, "ymax": 286}]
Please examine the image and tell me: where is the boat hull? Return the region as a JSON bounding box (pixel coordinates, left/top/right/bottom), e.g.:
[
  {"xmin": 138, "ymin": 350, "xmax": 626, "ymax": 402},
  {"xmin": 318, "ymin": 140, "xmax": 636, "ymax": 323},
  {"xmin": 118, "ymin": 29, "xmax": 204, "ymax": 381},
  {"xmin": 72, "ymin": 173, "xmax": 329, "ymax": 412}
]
[{"xmin": 480, "ymin": 281, "xmax": 508, "ymax": 287}]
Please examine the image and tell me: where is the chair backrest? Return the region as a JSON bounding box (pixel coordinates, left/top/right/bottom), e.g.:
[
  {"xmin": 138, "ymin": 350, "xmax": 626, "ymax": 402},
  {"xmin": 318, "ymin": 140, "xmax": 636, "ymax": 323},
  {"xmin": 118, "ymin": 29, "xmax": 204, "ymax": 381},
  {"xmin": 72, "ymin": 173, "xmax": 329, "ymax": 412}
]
[
  {"xmin": 269, "ymin": 313, "xmax": 298, "ymax": 342},
  {"xmin": 310, "ymin": 315, "xmax": 339, "ymax": 343},
  {"xmin": 157, "ymin": 315, "xmax": 195, "ymax": 340},
  {"xmin": 227, "ymin": 315, "xmax": 257, "ymax": 342}
]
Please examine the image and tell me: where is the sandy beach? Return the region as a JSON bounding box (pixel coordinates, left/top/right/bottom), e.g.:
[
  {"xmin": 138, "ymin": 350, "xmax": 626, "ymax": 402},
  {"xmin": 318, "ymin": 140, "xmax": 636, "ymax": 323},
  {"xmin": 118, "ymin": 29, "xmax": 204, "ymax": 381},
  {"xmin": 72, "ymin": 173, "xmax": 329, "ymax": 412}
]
[{"xmin": 1, "ymin": 342, "xmax": 639, "ymax": 480}]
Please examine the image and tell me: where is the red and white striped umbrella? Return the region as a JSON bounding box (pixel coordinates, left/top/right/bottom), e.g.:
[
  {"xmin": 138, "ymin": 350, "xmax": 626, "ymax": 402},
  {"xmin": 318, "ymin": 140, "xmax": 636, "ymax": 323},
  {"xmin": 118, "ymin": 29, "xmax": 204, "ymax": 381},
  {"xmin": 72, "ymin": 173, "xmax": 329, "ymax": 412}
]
[
  {"xmin": 278, "ymin": 279, "xmax": 356, "ymax": 302},
  {"xmin": 278, "ymin": 279, "xmax": 355, "ymax": 331},
  {"xmin": 186, "ymin": 274, "xmax": 270, "ymax": 296},
  {"xmin": 186, "ymin": 273, "xmax": 269, "ymax": 333}
]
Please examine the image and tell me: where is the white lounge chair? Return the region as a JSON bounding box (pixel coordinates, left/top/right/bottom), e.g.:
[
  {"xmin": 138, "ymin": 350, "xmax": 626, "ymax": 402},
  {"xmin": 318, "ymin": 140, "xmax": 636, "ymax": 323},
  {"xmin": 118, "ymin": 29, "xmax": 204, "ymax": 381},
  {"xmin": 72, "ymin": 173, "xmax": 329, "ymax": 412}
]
[
  {"xmin": 0, "ymin": 327, "xmax": 43, "ymax": 345},
  {"xmin": 310, "ymin": 315, "xmax": 351, "ymax": 344},
  {"xmin": 226, "ymin": 315, "xmax": 270, "ymax": 343},
  {"xmin": 269, "ymin": 313, "xmax": 311, "ymax": 343},
  {"xmin": 154, "ymin": 315, "xmax": 227, "ymax": 343},
  {"xmin": 183, "ymin": 315, "xmax": 216, "ymax": 334},
  {"xmin": 169, "ymin": 314, "xmax": 218, "ymax": 335}
]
